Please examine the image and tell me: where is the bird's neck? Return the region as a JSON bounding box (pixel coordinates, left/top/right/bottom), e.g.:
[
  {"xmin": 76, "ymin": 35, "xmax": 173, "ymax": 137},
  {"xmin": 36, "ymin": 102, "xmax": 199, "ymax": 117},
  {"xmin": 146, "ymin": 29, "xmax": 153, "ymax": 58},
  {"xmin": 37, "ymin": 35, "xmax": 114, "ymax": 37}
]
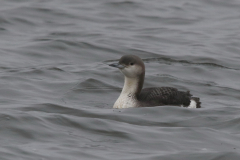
[
  {"xmin": 121, "ymin": 75, "xmax": 144, "ymax": 96},
  {"xmin": 113, "ymin": 74, "xmax": 144, "ymax": 109}
]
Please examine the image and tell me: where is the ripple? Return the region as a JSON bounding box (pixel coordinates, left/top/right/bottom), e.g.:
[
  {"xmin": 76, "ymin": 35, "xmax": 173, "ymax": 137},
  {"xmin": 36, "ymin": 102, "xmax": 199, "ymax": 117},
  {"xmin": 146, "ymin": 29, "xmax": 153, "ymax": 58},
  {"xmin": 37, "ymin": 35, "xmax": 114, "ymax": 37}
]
[{"xmin": 144, "ymin": 57, "xmax": 237, "ymax": 70}]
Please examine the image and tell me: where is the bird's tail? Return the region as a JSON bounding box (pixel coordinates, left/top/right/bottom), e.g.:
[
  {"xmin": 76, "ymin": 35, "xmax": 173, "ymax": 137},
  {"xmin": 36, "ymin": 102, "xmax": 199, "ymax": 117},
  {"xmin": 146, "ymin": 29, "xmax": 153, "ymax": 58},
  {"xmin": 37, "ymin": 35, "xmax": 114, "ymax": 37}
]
[{"xmin": 188, "ymin": 97, "xmax": 201, "ymax": 108}]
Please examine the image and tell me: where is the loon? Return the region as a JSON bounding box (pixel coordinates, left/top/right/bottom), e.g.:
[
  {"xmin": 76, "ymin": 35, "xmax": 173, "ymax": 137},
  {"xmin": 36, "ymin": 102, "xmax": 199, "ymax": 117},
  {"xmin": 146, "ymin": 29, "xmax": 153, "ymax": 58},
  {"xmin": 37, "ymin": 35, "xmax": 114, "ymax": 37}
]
[{"xmin": 109, "ymin": 55, "xmax": 201, "ymax": 109}]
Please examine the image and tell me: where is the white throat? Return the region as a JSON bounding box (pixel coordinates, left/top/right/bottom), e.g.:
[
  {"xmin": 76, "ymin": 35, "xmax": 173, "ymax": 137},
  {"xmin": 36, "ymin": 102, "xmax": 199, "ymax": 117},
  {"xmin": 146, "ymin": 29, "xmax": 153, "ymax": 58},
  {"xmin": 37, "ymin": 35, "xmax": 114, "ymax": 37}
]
[
  {"xmin": 113, "ymin": 77, "xmax": 140, "ymax": 109},
  {"xmin": 121, "ymin": 77, "xmax": 140, "ymax": 94}
]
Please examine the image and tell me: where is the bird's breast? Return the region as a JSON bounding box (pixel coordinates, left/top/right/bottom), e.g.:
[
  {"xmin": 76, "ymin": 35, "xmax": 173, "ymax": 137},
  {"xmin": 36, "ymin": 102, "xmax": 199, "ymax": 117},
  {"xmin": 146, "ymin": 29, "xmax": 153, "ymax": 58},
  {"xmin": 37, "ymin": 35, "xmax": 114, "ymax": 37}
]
[{"xmin": 113, "ymin": 93, "xmax": 138, "ymax": 109}]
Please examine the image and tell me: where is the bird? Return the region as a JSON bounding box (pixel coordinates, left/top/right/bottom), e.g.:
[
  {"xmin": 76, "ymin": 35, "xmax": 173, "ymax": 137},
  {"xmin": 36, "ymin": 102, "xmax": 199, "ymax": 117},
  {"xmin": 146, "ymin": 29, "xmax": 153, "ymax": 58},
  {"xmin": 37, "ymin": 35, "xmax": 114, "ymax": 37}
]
[{"xmin": 109, "ymin": 55, "xmax": 201, "ymax": 109}]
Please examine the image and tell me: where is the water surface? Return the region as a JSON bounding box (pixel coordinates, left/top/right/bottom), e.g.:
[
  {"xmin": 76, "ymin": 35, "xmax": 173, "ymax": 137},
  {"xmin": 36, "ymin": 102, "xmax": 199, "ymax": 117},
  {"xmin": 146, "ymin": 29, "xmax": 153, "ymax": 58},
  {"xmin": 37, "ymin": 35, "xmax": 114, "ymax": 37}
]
[{"xmin": 1, "ymin": 0, "xmax": 240, "ymax": 159}]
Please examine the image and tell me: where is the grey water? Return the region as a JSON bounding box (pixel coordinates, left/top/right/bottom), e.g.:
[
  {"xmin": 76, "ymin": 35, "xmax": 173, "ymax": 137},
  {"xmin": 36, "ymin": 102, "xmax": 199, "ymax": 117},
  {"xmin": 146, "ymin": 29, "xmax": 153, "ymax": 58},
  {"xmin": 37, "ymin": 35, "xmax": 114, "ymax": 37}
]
[{"xmin": 0, "ymin": 0, "xmax": 240, "ymax": 159}]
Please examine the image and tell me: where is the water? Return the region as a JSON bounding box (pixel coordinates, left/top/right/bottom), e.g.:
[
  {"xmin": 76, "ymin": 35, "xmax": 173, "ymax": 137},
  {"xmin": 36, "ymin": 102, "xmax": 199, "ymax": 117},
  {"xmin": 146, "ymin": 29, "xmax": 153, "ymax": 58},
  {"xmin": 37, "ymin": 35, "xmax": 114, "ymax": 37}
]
[{"xmin": 1, "ymin": 0, "xmax": 240, "ymax": 159}]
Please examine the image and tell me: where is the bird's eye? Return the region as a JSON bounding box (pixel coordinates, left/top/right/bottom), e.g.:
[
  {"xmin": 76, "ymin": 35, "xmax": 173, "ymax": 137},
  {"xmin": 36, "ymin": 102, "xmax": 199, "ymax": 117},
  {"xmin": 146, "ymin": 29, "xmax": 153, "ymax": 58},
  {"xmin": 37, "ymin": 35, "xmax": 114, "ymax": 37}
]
[{"xmin": 130, "ymin": 63, "xmax": 134, "ymax": 65}]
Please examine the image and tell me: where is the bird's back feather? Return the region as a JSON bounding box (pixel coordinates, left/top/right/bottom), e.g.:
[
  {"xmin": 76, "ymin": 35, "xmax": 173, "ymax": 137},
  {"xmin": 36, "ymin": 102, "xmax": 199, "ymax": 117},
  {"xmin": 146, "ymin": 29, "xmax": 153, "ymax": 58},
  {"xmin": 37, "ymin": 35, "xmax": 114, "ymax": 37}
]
[{"xmin": 138, "ymin": 87, "xmax": 192, "ymax": 107}]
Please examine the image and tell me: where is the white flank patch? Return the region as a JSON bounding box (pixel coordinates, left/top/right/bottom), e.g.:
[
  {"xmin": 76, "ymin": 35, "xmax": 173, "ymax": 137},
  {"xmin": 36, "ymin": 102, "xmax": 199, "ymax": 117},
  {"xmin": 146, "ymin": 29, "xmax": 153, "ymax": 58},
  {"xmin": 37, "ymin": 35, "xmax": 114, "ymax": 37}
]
[{"xmin": 188, "ymin": 99, "xmax": 197, "ymax": 108}]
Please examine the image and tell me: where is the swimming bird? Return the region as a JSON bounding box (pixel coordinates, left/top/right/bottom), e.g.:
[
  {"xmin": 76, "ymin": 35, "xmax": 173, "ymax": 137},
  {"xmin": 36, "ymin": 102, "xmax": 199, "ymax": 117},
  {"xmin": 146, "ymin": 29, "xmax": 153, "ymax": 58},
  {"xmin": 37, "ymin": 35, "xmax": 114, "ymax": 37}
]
[{"xmin": 109, "ymin": 55, "xmax": 201, "ymax": 109}]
